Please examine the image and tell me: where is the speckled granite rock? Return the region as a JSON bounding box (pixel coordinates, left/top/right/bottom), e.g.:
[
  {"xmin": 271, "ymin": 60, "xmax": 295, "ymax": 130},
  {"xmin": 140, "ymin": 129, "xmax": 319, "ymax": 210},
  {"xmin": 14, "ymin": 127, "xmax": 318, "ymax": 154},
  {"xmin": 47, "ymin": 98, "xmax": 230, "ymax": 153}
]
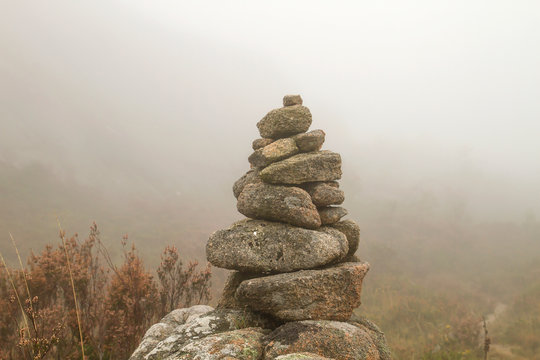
[
  {"xmin": 318, "ymin": 206, "xmax": 348, "ymax": 225},
  {"xmin": 331, "ymin": 219, "xmax": 360, "ymax": 257},
  {"xmin": 249, "ymin": 138, "xmax": 299, "ymax": 167},
  {"xmin": 257, "ymin": 105, "xmax": 312, "ymax": 139}
]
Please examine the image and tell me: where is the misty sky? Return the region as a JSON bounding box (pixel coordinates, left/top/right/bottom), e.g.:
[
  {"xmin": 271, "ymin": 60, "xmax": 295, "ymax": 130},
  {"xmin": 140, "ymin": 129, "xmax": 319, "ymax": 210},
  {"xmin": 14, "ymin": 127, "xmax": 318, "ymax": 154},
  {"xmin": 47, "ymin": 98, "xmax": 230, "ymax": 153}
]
[{"xmin": 1, "ymin": 0, "xmax": 540, "ymax": 222}]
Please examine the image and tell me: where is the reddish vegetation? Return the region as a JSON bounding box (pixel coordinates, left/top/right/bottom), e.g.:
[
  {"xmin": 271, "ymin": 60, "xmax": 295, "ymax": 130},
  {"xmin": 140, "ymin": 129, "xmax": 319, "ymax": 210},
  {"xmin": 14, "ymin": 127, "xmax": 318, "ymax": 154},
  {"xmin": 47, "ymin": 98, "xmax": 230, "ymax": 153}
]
[{"xmin": 0, "ymin": 223, "xmax": 212, "ymax": 360}]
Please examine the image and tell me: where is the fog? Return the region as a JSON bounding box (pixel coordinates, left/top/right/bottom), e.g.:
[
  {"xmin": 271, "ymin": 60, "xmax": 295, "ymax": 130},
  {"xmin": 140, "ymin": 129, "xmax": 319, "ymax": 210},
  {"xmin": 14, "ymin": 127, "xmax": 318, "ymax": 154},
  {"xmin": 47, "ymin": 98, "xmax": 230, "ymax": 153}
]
[{"xmin": 1, "ymin": 0, "xmax": 540, "ymax": 259}]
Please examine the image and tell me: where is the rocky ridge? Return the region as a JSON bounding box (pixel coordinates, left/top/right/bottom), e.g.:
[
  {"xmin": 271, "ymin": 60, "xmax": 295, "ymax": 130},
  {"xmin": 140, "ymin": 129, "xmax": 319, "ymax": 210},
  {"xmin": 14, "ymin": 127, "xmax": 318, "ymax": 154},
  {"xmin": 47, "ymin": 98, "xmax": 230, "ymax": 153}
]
[{"xmin": 130, "ymin": 95, "xmax": 391, "ymax": 359}]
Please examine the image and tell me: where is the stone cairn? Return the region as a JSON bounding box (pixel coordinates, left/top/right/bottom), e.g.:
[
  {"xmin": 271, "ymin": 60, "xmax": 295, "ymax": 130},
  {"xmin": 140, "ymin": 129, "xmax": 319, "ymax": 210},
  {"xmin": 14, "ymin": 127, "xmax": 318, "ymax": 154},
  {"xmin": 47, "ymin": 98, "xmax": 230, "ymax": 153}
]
[{"xmin": 130, "ymin": 95, "xmax": 390, "ymax": 360}]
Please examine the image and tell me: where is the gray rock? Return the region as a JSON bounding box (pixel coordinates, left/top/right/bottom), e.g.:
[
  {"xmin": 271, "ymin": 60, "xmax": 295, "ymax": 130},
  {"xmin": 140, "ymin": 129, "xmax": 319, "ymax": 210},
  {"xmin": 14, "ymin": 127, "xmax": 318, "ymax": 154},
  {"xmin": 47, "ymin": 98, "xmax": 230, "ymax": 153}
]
[
  {"xmin": 330, "ymin": 220, "xmax": 360, "ymax": 257},
  {"xmin": 207, "ymin": 219, "xmax": 348, "ymax": 274},
  {"xmin": 252, "ymin": 138, "xmax": 274, "ymax": 150},
  {"xmin": 257, "ymin": 105, "xmax": 312, "ymax": 139},
  {"xmin": 264, "ymin": 320, "xmax": 381, "ymax": 360},
  {"xmin": 259, "ymin": 151, "xmax": 342, "ymax": 185},
  {"xmin": 283, "ymin": 94, "xmax": 303, "ymax": 106},
  {"xmin": 302, "ymin": 182, "xmax": 344, "ymax": 207},
  {"xmin": 319, "ymin": 207, "xmax": 348, "ymax": 225},
  {"xmin": 275, "ymin": 353, "xmax": 333, "ymax": 360},
  {"xmin": 248, "ymin": 138, "xmax": 299, "ymax": 168},
  {"xmin": 293, "ymin": 129, "xmax": 325, "ymax": 152},
  {"xmin": 233, "ymin": 169, "xmax": 262, "ymax": 199},
  {"xmin": 145, "ymin": 308, "xmax": 272, "ymax": 360},
  {"xmin": 236, "ymin": 262, "xmax": 369, "ymax": 321},
  {"xmin": 130, "ymin": 305, "xmax": 213, "ymax": 360},
  {"xmin": 217, "ymin": 272, "xmax": 258, "ymax": 310},
  {"xmin": 172, "ymin": 327, "xmax": 268, "ymax": 360},
  {"xmin": 237, "ymin": 183, "xmax": 321, "ymax": 228},
  {"xmin": 349, "ymin": 315, "xmax": 392, "ymax": 360}
]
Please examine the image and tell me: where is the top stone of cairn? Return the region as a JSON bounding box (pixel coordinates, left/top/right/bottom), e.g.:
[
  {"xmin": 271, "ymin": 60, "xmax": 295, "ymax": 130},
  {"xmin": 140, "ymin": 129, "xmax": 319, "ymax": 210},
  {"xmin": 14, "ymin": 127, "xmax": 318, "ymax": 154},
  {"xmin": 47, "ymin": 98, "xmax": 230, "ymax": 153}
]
[{"xmin": 283, "ymin": 94, "xmax": 303, "ymax": 106}]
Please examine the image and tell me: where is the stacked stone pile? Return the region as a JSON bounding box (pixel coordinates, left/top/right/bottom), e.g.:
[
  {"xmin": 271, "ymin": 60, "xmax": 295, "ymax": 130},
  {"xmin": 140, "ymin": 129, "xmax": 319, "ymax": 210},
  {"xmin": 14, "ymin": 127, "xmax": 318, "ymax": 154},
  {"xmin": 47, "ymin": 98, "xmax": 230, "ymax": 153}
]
[{"xmin": 130, "ymin": 96, "xmax": 391, "ymax": 360}]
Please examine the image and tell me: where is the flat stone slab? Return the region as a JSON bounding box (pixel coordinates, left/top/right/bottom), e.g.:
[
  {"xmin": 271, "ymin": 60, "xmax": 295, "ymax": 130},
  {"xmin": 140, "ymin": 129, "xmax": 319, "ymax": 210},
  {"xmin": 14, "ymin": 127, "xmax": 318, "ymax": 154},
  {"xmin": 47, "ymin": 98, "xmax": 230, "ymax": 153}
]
[
  {"xmin": 257, "ymin": 105, "xmax": 312, "ymax": 139},
  {"xmin": 293, "ymin": 129, "xmax": 325, "ymax": 152},
  {"xmin": 259, "ymin": 151, "xmax": 342, "ymax": 185},
  {"xmin": 302, "ymin": 182, "xmax": 344, "ymax": 207},
  {"xmin": 319, "ymin": 206, "xmax": 348, "ymax": 225},
  {"xmin": 331, "ymin": 219, "xmax": 360, "ymax": 257},
  {"xmin": 264, "ymin": 320, "xmax": 381, "ymax": 360},
  {"xmin": 236, "ymin": 262, "xmax": 369, "ymax": 321},
  {"xmin": 237, "ymin": 183, "xmax": 321, "ymax": 228},
  {"xmin": 206, "ymin": 219, "xmax": 348, "ymax": 274},
  {"xmin": 248, "ymin": 138, "xmax": 299, "ymax": 168}
]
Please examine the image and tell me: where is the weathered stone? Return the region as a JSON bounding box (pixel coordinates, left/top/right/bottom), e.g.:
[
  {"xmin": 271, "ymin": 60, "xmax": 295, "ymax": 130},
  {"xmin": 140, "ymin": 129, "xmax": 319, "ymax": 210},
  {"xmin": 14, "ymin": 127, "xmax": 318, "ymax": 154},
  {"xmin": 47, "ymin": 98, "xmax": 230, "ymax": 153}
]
[
  {"xmin": 259, "ymin": 151, "xmax": 342, "ymax": 185},
  {"xmin": 349, "ymin": 315, "xmax": 392, "ymax": 360},
  {"xmin": 236, "ymin": 262, "xmax": 369, "ymax": 321},
  {"xmin": 207, "ymin": 219, "xmax": 348, "ymax": 274},
  {"xmin": 264, "ymin": 320, "xmax": 381, "ymax": 360},
  {"xmin": 144, "ymin": 308, "xmax": 272, "ymax": 360},
  {"xmin": 293, "ymin": 129, "xmax": 326, "ymax": 152},
  {"xmin": 217, "ymin": 271, "xmax": 258, "ymax": 310},
  {"xmin": 248, "ymin": 138, "xmax": 299, "ymax": 168},
  {"xmin": 252, "ymin": 138, "xmax": 274, "ymax": 150},
  {"xmin": 302, "ymin": 182, "xmax": 344, "ymax": 207},
  {"xmin": 275, "ymin": 353, "xmax": 333, "ymax": 360},
  {"xmin": 319, "ymin": 206, "xmax": 348, "ymax": 225},
  {"xmin": 237, "ymin": 183, "xmax": 321, "ymax": 228},
  {"xmin": 233, "ymin": 168, "xmax": 262, "ymax": 199},
  {"xmin": 130, "ymin": 305, "xmax": 213, "ymax": 360},
  {"xmin": 257, "ymin": 105, "xmax": 312, "ymax": 139},
  {"xmin": 331, "ymin": 219, "xmax": 360, "ymax": 257},
  {"xmin": 174, "ymin": 327, "xmax": 268, "ymax": 360},
  {"xmin": 283, "ymin": 94, "xmax": 303, "ymax": 106}
]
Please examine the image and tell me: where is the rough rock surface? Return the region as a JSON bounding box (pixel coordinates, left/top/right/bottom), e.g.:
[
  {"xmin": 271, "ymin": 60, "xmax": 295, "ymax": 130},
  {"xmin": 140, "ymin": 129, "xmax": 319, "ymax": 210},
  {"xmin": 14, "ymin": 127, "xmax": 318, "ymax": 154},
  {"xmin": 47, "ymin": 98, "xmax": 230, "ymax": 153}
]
[
  {"xmin": 274, "ymin": 353, "xmax": 333, "ymax": 360},
  {"xmin": 302, "ymin": 182, "xmax": 344, "ymax": 207},
  {"xmin": 217, "ymin": 271, "xmax": 258, "ymax": 310},
  {"xmin": 130, "ymin": 305, "xmax": 213, "ymax": 360},
  {"xmin": 283, "ymin": 94, "xmax": 303, "ymax": 106},
  {"xmin": 252, "ymin": 138, "xmax": 274, "ymax": 150},
  {"xmin": 264, "ymin": 321, "xmax": 381, "ymax": 360},
  {"xmin": 349, "ymin": 315, "xmax": 393, "ymax": 360},
  {"xmin": 293, "ymin": 130, "xmax": 326, "ymax": 152},
  {"xmin": 318, "ymin": 206, "xmax": 348, "ymax": 225},
  {"xmin": 233, "ymin": 169, "xmax": 262, "ymax": 199},
  {"xmin": 142, "ymin": 308, "xmax": 273, "ymax": 360},
  {"xmin": 236, "ymin": 262, "xmax": 369, "ymax": 321},
  {"xmin": 207, "ymin": 220, "xmax": 348, "ymax": 274},
  {"xmin": 249, "ymin": 138, "xmax": 299, "ymax": 168},
  {"xmin": 330, "ymin": 219, "xmax": 360, "ymax": 257},
  {"xmin": 237, "ymin": 183, "xmax": 321, "ymax": 228},
  {"xmin": 257, "ymin": 106, "xmax": 312, "ymax": 139},
  {"xmin": 259, "ymin": 151, "xmax": 342, "ymax": 185}
]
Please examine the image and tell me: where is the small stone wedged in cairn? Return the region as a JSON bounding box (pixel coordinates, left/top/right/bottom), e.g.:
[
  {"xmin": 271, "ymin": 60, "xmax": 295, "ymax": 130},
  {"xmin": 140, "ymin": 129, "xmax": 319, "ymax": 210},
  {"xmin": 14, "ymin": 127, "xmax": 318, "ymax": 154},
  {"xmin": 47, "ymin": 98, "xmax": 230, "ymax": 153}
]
[
  {"xmin": 283, "ymin": 94, "xmax": 303, "ymax": 106},
  {"xmin": 217, "ymin": 271, "xmax": 258, "ymax": 310},
  {"xmin": 237, "ymin": 183, "xmax": 321, "ymax": 228},
  {"xmin": 302, "ymin": 181, "xmax": 345, "ymax": 207},
  {"xmin": 233, "ymin": 168, "xmax": 262, "ymax": 199},
  {"xmin": 330, "ymin": 219, "xmax": 360, "ymax": 257},
  {"xmin": 319, "ymin": 206, "xmax": 348, "ymax": 225},
  {"xmin": 259, "ymin": 151, "xmax": 342, "ymax": 184},
  {"xmin": 252, "ymin": 138, "xmax": 274, "ymax": 150},
  {"xmin": 257, "ymin": 105, "xmax": 312, "ymax": 139},
  {"xmin": 248, "ymin": 138, "xmax": 299, "ymax": 168},
  {"xmin": 235, "ymin": 262, "xmax": 369, "ymax": 321},
  {"xmin": 206, "ymin": 219, "xmax": 348, "ymax": 274},
  {"xmin": 293, "ymin": 129, "xmax": 326, "ymax": 152}
]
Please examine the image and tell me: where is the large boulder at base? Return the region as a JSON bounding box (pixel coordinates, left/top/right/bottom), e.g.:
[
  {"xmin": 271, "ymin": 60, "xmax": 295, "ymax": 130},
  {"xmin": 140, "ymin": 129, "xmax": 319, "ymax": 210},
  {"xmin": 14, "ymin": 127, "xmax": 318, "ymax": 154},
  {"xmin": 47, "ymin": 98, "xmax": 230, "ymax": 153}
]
[
  {"xmin": 257, "ymin": 105, "xmax": 312, "ymax": 139},
  {"xmin": 233, "ymin": 169, "xmax": 262, "ymax": 199},
  {"xmin": 301, "ymin": 182, "xmax": 344, "ymax": 207},
  {"xmin": 330, "ymin": 220, "xmax": 360, "ymax": 257},
  {"xmin": 264, "ymin": 321, "xmax": 382, "ymax": 360},
  {"xmin": 236, "ymin": 262, "xmax": 369, "ymax": 321},
  {"xmin": 130, "ymin": 305, "xmax": 213, "ymax": 360},
  {"xmin": 293, "ymin": 130, "xmax": 326, "ymax": 152},
  {"xmin": 275, "ymin": 353, "xmax": 333, "ymax": 360},
  {"xmin": 172, "ymin": 327, "xmax": 268, "ymax": 360},
  {"xmin": 143, "ymin": 308, "xmax": 273, "ymax": 360},
  {"xmin": 207, "ymin": 220, "xmax": 348, "ymax": 274},
  {"xmin": 252, "ymin": 138, "xmax": 274, "ymax": 150},
  {"xmin": 283, "ymin": 94, "xmax": 303, "ymax": 106},
  {"xmin": 318, "ymin": 206, "xmax": 348, "ymax": 225},
  {"xmin": 259, "ymin": 151, "xmax": 342, "ymax": 185},
  {"xmin": 237, "ymin": 183, "xmax": 321, "ymax": 228},
  {"xmin": 249, "ymin": 138, "xmax": 299, "ymax": 167}
]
